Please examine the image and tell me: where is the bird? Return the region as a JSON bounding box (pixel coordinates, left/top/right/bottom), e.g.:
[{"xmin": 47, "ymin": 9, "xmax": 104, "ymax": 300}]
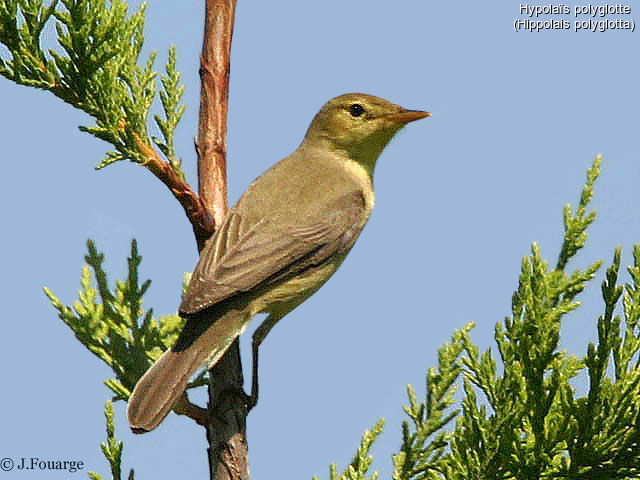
[{"xmin": 127, "ymin": 93, "xmax": 430, "ymax": 432}]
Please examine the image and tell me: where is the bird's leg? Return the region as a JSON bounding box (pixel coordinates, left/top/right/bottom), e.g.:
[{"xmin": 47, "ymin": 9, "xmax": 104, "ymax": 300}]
[
  {"xmin": 248, "ymin": 312, "xmax": 283, "ymax": 411},
  {"xmin": 247, "ymin": 337, "xmax": 259, "ymax": 411}
]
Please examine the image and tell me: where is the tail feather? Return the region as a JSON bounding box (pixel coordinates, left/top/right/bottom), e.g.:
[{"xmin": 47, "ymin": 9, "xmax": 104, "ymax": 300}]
[{"xmin": 127, "ymin": 307, "xmax": 251, "ymax": 433}]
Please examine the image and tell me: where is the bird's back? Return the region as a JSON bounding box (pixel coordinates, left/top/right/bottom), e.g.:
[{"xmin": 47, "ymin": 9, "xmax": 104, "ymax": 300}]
[
  {"xmin": 234, "ymin": 144, "xmax": 371, "ymax": 226},
  {"xmin": 179, "ymin": 144, "xmax": 373, "ymax": 315}
]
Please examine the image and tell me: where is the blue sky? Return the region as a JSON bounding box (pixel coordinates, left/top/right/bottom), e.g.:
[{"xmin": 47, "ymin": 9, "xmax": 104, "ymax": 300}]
[{"xmin": 1, "ymin": 2, "xmax": 639, "ymax": 479}]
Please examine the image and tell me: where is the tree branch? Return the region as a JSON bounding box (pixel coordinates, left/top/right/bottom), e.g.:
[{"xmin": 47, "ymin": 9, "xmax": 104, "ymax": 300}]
[
  {"xmin": 206, "ymin": 341, "xmax": 250, "ymax": 480},
  {"xmin": 196, "ymin": 0, "xmax": 236, "ymax": 246},
  {"xmin": 194, "ymin": 2, "xmax": 247, "ymax": 480},
  {"xmin": 173, "ymin": 391, "xmax": 209, "ymax": 427},
  {"xmin": 133, "ymin": 134, "xmax": 215, "ymax": 242},
  {"xmin": 130, "ymin": 0, "xmax": 238, "ymax": 253}
]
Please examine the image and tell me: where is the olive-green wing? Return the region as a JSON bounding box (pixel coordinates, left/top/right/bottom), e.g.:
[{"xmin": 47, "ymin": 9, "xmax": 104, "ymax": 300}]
[{"xmin": 179, "ymin": 191, "xmax": 367, "ymax": 315}]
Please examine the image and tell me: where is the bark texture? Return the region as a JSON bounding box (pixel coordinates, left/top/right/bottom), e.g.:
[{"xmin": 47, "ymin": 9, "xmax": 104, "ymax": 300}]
[{"xmin": 196, "ymin": 1, "xmax": 249, "ymax": 479}]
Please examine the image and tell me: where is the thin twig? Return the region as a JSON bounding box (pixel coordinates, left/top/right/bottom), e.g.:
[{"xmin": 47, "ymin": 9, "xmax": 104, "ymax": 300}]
[
  {"xmin": 133, "ymin": 133, "xmax": 215, "ymax": 242},
  {"xmin": 173, "ymin": 391, "xmax": 209, "ymax": 427}
]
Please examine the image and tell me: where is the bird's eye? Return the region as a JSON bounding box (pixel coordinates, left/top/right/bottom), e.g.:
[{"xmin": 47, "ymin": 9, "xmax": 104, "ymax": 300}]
[{"xmin": 349, "ymin": 103, "xmax": 365, "ymax": 117}]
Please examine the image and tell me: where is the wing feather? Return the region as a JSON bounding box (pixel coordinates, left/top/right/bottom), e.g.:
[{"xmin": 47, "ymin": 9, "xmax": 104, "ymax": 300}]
[{"xmin": 180, "ymin": 192, "xmax": 367, "ymax": 315}]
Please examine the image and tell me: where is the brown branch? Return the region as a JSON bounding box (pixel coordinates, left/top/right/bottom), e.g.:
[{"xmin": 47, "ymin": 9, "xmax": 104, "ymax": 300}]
[
  {"xmin": 133, "ymin": 134, "xmax": 215, "ymax": 243},
  {"xmin": 173, "ymin": 391, "xmax": 209, "ymax": 427},
  {"xmin": 196, "ymin": 2, "xmax": 247, "ymax": 480},
  {"xmin": 206, "ymin": 341, "xmax": 250, "ymax": 480},
  {"xmin": 131, "ymin": 0, "xmax": 237, "ymax": 251},
  {"xmin": 196, "ymin": 0, "xmax": 236, "ymax": 241}
]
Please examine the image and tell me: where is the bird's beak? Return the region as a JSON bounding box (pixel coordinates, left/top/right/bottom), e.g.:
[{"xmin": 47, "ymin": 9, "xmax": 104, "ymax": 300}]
[{"xmin": 385, "ymin": 109, "xmax": 431, "ymax": 124}]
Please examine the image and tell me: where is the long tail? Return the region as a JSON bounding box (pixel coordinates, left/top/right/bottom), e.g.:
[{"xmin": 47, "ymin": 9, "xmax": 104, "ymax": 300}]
[{"xmin": 127, "ymin": 307, "xmax": 251, "ymax": 433}]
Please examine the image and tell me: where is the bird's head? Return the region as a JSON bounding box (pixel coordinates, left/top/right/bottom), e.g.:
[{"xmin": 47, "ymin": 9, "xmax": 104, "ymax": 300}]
[{"xmin": 302, "ymin": 93, "xmax": 430, "ymax": 175}]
